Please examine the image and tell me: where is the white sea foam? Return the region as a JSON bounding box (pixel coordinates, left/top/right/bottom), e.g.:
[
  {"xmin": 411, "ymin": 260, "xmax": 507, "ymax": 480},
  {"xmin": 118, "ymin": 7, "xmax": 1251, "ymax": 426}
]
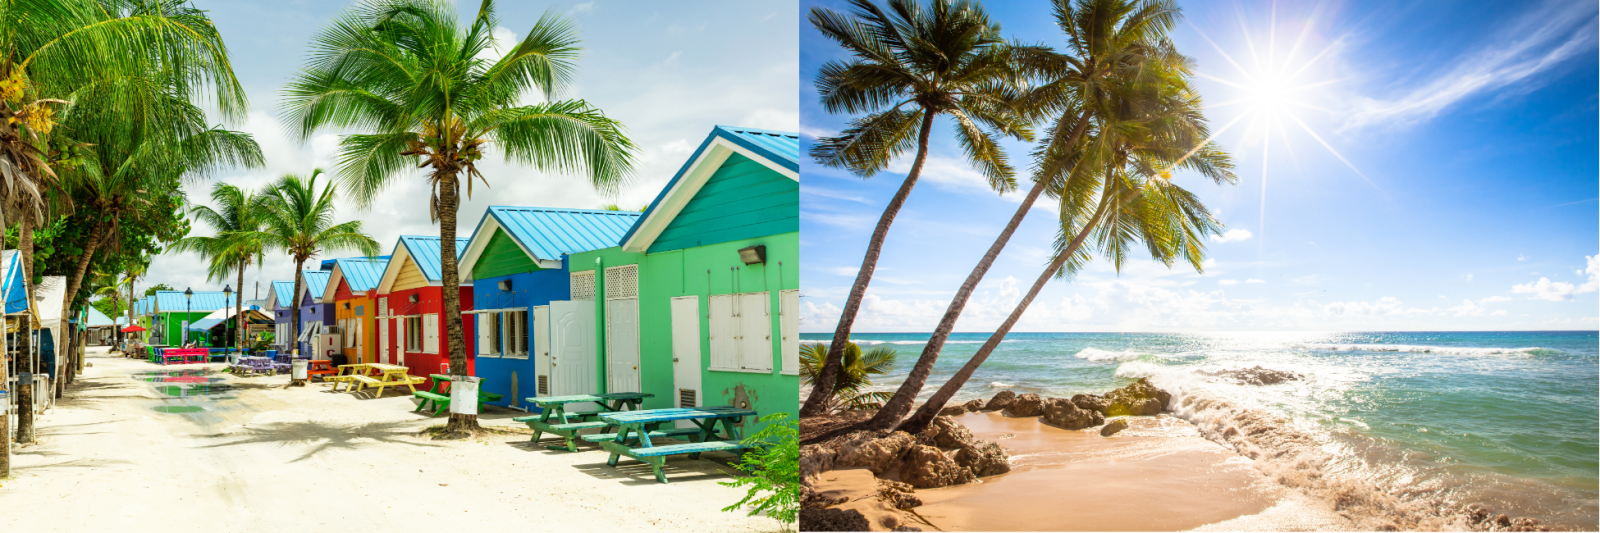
[
  {"xmin": 1074, "ymin": 347, "xmax": 1146, "ymax": 362},
  {"xmin": 847, "ymin": 339, "xmax": 1008, "ymax": 346},
  {"xmin": 989, "ymin": 382, "xmax": 1013, "ymax": 388},
  {"xmin": 1293, "ymin": 343, "xmax": 1552, "ymax": 356}
]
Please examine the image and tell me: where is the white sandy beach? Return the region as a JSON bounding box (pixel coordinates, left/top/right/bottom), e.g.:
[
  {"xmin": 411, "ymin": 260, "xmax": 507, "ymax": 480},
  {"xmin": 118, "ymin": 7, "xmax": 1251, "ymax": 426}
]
[{"xmin": 0, "ymin": 347, "xmax": 781, "ymax": 532}]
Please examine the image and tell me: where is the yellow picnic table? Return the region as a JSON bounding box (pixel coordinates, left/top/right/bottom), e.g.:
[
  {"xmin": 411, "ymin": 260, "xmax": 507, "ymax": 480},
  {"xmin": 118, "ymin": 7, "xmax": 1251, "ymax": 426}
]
[{"xmin": 330, "ymin": 363, "xmax": 425, "ymax": 397}]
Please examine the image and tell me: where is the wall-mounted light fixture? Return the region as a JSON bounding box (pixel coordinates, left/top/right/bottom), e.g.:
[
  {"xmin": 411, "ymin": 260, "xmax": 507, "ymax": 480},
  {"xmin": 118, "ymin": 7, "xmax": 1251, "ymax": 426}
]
[
  {"xmin": 498, "ymin": 280, "xmax": 513, "ymax": 291},
  {"xmin": 409, "ymin": 294, "xmax": 419, "ymax": 303},
  {"xmin": 738, "ymin": 245, "xmax": 766, "ymax": 265}
]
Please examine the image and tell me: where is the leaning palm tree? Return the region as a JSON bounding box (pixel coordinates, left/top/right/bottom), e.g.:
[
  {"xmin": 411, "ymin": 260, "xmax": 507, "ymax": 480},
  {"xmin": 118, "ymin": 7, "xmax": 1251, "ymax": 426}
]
[
  {"xmin": 172, "ymin": 183, "xmax": 266, "ymax": 352},
  {"xmin": 283, "ymin": 0, "xmax": 637, "ymax": 436},
  {"xmin": 251, "ymin": 170, "xmax": 381, "ymax": 363},
  {"xmin": 847, "ymin": 0, "xmax": 1201, "ymax": 432},
  {"xmin": 893, "ymin": 75, "xmax": 1236, "ymax": 434},
  {"xmin": 801, "ymin": 0, "xmax": 1035, "ymax": 418}
]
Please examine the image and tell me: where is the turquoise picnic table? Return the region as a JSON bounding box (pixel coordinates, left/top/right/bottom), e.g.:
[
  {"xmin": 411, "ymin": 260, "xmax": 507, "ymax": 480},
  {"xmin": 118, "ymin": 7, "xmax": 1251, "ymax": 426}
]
[
  {"xmin": 412, "ymin": 374, "xmax": 504, "ymax": 416},
  {"xmin": 596, "ymin": 406, "xmax": 758, "ymax": 484},
  {"xmin": 515, "ymin": 392, "xmax": 653, "ymax": 452}
]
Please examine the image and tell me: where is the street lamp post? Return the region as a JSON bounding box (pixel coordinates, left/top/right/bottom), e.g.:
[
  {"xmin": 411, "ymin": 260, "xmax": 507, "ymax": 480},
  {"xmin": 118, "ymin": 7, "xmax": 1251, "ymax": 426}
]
[
  {"xmin": 183, "ymin": 287, "xmax": 193, "ymax": 348},
  {"xmin": 222, "ymin": 281, "xmax": 232, "ymax": 352}
]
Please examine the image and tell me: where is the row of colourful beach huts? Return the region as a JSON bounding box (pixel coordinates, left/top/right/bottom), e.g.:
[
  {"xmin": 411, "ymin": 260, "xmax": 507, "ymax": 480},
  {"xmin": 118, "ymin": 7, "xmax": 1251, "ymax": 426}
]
[{"xmin": 126, "ymin": 126, "xmax": 799, "ymax": 420}]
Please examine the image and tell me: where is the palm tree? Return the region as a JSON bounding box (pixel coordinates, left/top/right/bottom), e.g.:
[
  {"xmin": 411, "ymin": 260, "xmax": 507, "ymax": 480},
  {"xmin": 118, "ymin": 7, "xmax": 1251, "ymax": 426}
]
[
  {"xmin": 283, "ymin": 0, "xmax": 637, "ymax": 435},
  {"xmin": 801, "ymin": 0, "xmax": 1035, "ymax": 418},
  {"xmin": 800, "ymin": 342, "xmax": 898, "ymax": 414},
  {"xmin": 892, "ymin": 69, "xmax": 1237, "ymax": 435},
  {"xmin": 846, "ymin": 0, "xmax": 1199, "ymax": 432},
  {"xmin": 172, "ymin": 183, "xmax": 266, "ymax": 352},
  {"xmin": 251, "ymin": 170, "xmax": 380, "ymax": 363}
]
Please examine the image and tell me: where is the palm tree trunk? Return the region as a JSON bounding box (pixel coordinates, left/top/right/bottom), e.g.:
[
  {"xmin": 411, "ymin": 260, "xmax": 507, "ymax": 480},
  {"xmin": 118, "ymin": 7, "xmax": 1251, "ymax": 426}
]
[
  {"xmin": 289, "ymin": 257, "xmax": 305, "ymax": 359},
  {"xmin": 127, "ymin": 274, "xmax": 135, "ymax": 352},
  {"xmin": 237, "ymin": 263, "xmax": 246, "ymax": 352},
  {"xmin": 62, "ymin": 223, "xmax": 106, "ymax": 389},
  {"xmin": 857, "ymin": 114, "xmax": 1094, "ymax": 431},
  {"xmin": 438, "ymin": 174, "xmax": 478, "ymax": 436},
  {"xmin": 1, "ymin": 211, "xmax": 11, "ymax": 475},
  {"xmin": 896, "ymin": 192, "xmax": 1114, "ymax": 435},
  {"xmin": 800, "ymin": 111, "xmax": 936, "ymax": 418},
  {"xmin": 15, "ymin": 219, "xmax": 35, "ymax": 443}
]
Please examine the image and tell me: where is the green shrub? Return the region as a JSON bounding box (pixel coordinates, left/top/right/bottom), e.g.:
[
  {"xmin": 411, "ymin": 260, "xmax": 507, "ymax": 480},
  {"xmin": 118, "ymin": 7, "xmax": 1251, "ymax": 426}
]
[{"xmin": 721, "ymin": 413, "xmax": 798, "ymax": 530}]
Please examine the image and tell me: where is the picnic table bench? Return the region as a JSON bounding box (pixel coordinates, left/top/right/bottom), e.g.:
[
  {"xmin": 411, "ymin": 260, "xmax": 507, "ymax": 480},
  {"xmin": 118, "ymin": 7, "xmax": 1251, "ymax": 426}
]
[
  {"xmin": 514, "ymin": 392, "xmax": 653, "ymax": 452},
  {"xmin": 331, "ymin": 364, "xmax": 425, "ymax": 397},
  {"xmin": 598, "ymin": 406, "xmax": 757, "ymax": 484},
  {"xmin": 155, "ymin": 348, "xmax": 208, "ymax": 365},
  {"xmin": 412, "ymin": 374, "xmax": 503, "ymax": 416}
]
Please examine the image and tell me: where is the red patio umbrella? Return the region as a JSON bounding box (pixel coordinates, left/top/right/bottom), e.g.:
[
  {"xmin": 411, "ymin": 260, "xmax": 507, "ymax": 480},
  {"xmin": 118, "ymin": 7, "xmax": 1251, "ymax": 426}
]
[{"xmin": 121, "ymin": 325, "xmax": 147, "ymax": 333}]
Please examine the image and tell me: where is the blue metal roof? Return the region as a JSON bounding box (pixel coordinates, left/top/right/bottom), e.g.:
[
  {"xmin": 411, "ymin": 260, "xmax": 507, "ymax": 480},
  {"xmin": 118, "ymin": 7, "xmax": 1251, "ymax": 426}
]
[
  {"xmin": 481, "ymin": 207, "xmax": 640, "ymax": 263},
  {"xmin": 619, "ymin": 125, "xmax": 799, "ymax": 247},
  {"xmin": 152, "ymin": 290, "xmax": 237, "ymax": 313},
  {"xmin": 272, "ymin": 280, "xmax": 296, "ymax": 307},
  {"xmin": 86, "ymin": 306, "xmax": 114, "ymax": 327},
  {"xmin": 333, "ymin": 256, "xmax": 391, "ymax": 292},
  {"xmin": 301, "ymin": 270, "xmax": 331, "ymax": 302},
  {"xmin": 399, "ymin": 236, "xmax": 471, "ymax": 282}
]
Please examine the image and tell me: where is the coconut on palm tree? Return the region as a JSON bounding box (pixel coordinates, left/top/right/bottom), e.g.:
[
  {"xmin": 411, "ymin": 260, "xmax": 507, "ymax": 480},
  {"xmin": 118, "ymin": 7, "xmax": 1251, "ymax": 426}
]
[
  {"xmin": 283, "ymin": 0, "xmax": 637, "ymax": 436},
  {"xmin": 251, "ymin": 170, "xmax": 380, "ymax": 364},
  {"xmin": 173, "ymin": 183, "xmax": 267, "ymax": 351},
  {"xmin": 800, "ymin": 0, "xmax": 1036, "ymax": 418}
]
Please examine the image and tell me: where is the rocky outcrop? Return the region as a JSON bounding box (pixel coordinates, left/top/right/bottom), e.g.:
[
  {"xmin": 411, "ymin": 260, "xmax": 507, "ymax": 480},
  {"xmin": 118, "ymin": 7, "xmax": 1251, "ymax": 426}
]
[
  {"xmin": 1215, "ymin": 366, "xmax": 1303, "ymax": 386},
  {"xmin": 938, "ymin": 404, "xmax": 968, "ymax": 417},
  {"xmin": 961, "ymin": 399, "xmax": 985, "ymax": 412},
  {"xmin": 800, "ymin": 444, "xmax": 837, "ymax": 485},
  {"xmin": 1001, "ymin": 393, "xmax": 1045, "ymax": 417},
  {"xmin": 1040, "ymin": 397, "xmax": 1098, "ymax": 430},
  {"xmin": 1462, "ymin": 504, "xmax": 1550, "ymax": 532},
  {"xmin": 900, "ymin": 445, "xmax": 974, "ymax": 488},
  {"xmin": 954, "ymin": 440, "xmax": 1010, "ymax": 477},
  {"xmin": 1071, "ymin": 393, "xmax": 1106, "ymax": 415},
  {"xmin": 918, "ymin": 416, "xmax": 974, "ymax": 449},
  {"xmin": 835, "ymin": 431, "xmax": 915, "ymax": 476},
  {"xmin": 1100, "ymin": 418, "xmax": 1129, "ymax": 437},
  {"xmin": 983, "ymin": 390, "xmax": 1016, "ymax": 411},
  {"xmin": 802, "ymin": 484, "xmax": 849, "ymax": 509},
  {"xmin": 877, "ymin": 479, "xmax": 922, "ymax": 510},
  {"xmin": 800, "ymin": 508, "xmax": 871, "ymax": 531},
  {"xmin": 1102, "ymin": 378, "xmax": 1171, "ymax": 416}
]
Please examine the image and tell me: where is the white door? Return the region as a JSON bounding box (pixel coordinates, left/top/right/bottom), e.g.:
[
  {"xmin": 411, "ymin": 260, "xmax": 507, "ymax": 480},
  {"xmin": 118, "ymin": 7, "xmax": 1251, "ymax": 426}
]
[
  {"xmin": 670, "ymin": 296, "xmax": 702, "ymax": 428},
  {"xmin": 394, "ymin": 318, "xmax": 406, "ymax": 366},
  {"xmin": 605, "ymin": 298, "xmax": 641, "ymax": 393},
  {"xmin": 378, "ymin": 319, "xmax": 389, "ymax": 363},
  {"xmin": 549, "ymin": 300, "xmax": 597, "ymax": 410},
  {"xmin": 354, "ymin": 320, "xmax": 364, "ymax": 363},
  {"xmin": 533, "ymin": 305, "xmax": 550, "ymax": 396}
]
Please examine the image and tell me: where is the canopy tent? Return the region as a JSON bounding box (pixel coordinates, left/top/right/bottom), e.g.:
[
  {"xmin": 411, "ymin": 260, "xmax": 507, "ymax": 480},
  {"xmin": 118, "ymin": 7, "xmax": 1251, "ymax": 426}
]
[
  {"xmin": 34, "ymin": 276, "xmax": 66, "ymax": 378},
  {"xmin": 121, "ymin": 325, "xmax": 147, "ymax": 333},
  {"xmin": 187, "ymin": 307, "xmax": 273, "ymax": 332}
]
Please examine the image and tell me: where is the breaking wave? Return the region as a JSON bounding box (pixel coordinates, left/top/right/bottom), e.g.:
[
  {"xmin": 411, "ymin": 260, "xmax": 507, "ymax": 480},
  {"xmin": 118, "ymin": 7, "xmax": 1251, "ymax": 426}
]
[
  {"xmin": 1293, "ymin": 343, "xmax": 1556, "ymax": 356},
  {"xmin": 1074, "ymin": 347, "xmax": 1148, "ymax": 362}
]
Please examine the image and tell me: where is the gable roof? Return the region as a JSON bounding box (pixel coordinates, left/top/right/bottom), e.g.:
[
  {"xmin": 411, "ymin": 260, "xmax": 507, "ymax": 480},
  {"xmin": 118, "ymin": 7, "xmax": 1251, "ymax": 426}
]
[
  {"xmin": 323, "ymin": 256, "xmax": 392, "ymax": 300},
  {"xmin": 152, "ymin": 290, "xmax": 237, "ymax": 313},
  {"xmin": 458, "ymin": 206, "xmax": 641, "ymax": 281},
  {"xmin": 376, "ymin": 235, "xmax": 471, "ymax": 292},
  {"xmin": 86, "ymin": 306, "xmax": 114, "ymax": 327},
  {"xmin": 271, "ymin": 280, "xmax": 296, "ymax": 308},
  {"xmin": 299, "ymin": 270, "xmax": 331, "ymax": 304},
  {"xmin": 620, "ymin": 125, "xmax": 799, "ymax": 252},
  {"xmin": 0, "ymin": 250, "xmax": 27, "ymax": 315}
]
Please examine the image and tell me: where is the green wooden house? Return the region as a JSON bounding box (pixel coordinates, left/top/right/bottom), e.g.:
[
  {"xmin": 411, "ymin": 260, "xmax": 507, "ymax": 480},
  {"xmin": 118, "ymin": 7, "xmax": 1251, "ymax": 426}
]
[
  {"xmin": 565, "ymin": 125, "xmax": 798, "ymax": 428},
  {"xmin": 146, "ymin": 290, "xmax": 237, "ymax": 346}
]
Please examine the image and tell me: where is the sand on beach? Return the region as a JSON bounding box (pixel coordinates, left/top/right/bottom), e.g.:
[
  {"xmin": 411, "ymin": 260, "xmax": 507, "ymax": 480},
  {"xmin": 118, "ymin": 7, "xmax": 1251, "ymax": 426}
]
[
  {"xmin": 0, "ymin": 348, "xmax": 781, "ymax": 532},
  {"xmin": 906, "ymin": 411, "xmax": 1355, "ymax": 531}
]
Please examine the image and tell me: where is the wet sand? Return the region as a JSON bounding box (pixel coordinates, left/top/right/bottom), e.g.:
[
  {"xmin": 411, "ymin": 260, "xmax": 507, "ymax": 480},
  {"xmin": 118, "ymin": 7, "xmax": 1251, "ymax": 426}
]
[{"xmin": 911, "ymin": 411, "xmax": 1353, "ymax": 531}]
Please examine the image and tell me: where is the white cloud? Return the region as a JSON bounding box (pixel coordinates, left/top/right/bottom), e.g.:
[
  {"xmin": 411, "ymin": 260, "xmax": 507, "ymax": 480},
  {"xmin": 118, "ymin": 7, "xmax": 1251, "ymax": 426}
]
[
  {"xmin": 739, "ymin": 108, "xmax": 799, "ymax": 131},
  {"xmin": 568, "ymin": 2, "xmax": 595, "ymax": 15},
  {"xmin": 1218, "ymin": 279, "xmax": 1239, "ymax": 286},
  {"xmin": 1480, "ymin": 295, "xmax": 1513, "ymax": 303},
  {"xmin": 1288, "ymin": 275, "xmax": 1321, "ymax": 286},
  {"xmin": 1246, "ymin": 279, "xmax": 1266, "ymax": 284},
  {"xmin": 825, "ymin": 267, "xmax": 859, "ymax": 277},
  {"xmin": 1341, "ymin": 0, "xmax": 1598, "ymax": 130},
  {"xmin": 1512, "ymin": 254, "xmax": 1599, "ymax": 301},
  {"xmin": 798, "ymin": 123, "xmax": 835, "ymax": 140},
  {"xmin": 1214, "ymin": 228, "xmax": 1252, "ymax": 243},
  {"xmin": 1518, "ymin": 254, "xmax": 1527, "ymax": 261}
]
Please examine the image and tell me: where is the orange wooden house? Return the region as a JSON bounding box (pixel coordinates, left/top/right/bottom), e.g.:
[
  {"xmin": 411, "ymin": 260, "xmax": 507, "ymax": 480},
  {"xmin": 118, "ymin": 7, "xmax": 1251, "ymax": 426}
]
[{"xmin": 322, "ymin": 256, "xmax": 390, "ymax": 365}]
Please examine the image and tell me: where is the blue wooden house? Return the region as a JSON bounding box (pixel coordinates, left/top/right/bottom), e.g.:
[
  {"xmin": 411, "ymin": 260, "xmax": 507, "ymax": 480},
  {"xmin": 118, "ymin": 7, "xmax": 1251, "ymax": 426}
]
[
  {"xmin": 269, "ymin": 280, "xmax": 296, "ymax": 351},
  {"xmin": 455, "ymin": 206, "xmax": 642, "ymax": 409}
]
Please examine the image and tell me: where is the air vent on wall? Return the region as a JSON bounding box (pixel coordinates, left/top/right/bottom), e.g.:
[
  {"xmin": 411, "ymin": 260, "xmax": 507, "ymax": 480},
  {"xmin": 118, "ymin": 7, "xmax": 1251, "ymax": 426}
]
[
  {"xmin": 537, "ymin": 375, "xmax": 549, "ymax": 395},
  {"xmin": 679, "ymin": 388, "xmax": 696, "ymax": 409}
]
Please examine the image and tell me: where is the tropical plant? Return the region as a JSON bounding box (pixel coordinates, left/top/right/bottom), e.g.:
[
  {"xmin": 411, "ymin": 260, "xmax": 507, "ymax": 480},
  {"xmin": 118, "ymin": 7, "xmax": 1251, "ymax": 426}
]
[
  {"xmin": 720, "ymin": 413, "xmax": 800, "ymax": 530},
  {"xmin": 250, "ymin": 170, "xmax": 380, "ymax": 360},
  {"xmin": 840, "ymin": 0, "xmax": 1208, "ymax": 435},
  {"xmin": 895, "ymin": 60, "xmax": 1237, "ymax": 434},
  {"xmin": 144, "ymin": 283, "xmax": 174, "ymax": 297},
  {"xmin": 800, "ymin": 0, "xmax": 1034, "ymax": 418},
  {"xmin": 283, "ymin": 0, "xmax": 637, "ymax": 436},
  {"xmin": 800, "ymin": 342, "xmax": 896, "ymax": 414},
  {"xmin": 172, "ymin": 183, "xmax": 267, "ymax": 350}
]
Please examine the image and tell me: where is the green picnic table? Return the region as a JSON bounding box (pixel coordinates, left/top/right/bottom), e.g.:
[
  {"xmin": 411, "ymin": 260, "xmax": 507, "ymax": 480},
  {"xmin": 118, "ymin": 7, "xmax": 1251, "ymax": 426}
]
[
  {"xmin": 412, "ymin": 374, "xmax": 504, "ymax": 416},
  {"xmin": 597, "ymin": 406, "xmax": 758, "ymax": 483},
  {"xmin": 515, "ymin": 392, "xmax": 653, "ymax": 452}
]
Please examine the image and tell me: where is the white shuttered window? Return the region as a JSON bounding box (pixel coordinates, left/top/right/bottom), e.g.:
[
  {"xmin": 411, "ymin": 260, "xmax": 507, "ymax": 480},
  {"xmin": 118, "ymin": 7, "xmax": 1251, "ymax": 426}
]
[
  {"xmin": 709, "ymin": 295, "xmax": 738, "ymax": 370},
  {"xmin": 781, "ymin": 290, "xmax": 799, "ymax": 375},
  {"xmin": 708, "ymin": 291, "xmax": 773, "ymax": 372},
  {"xmin": 423, "ymin": 313, "xmax": 439, "ymax": 353}
]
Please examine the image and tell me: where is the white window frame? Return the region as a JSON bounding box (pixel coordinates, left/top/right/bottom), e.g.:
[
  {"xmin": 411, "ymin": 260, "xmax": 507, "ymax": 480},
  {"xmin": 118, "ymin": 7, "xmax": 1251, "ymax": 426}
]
[
  {"xmin": 405, "ymin": 316, "xmax": 423, "ymax": 352},
  {"xmin": 478, "ymin": 312, "xmax": 501, "ymax": 358},
  {"xmin": 506, "ymin": 309, "xmax": 529, "ymax": 359}
]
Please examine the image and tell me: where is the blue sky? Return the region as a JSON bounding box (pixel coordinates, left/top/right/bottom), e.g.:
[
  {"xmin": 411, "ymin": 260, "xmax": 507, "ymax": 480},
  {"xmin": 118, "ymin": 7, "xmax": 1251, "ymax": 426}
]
[
  {"xmin": 148, "ymin": 1, "xmax": 797, "ymax": 297},
  {"xmin": 799, "ymin": 0, "xmax": 1599, "ymax": 332}
]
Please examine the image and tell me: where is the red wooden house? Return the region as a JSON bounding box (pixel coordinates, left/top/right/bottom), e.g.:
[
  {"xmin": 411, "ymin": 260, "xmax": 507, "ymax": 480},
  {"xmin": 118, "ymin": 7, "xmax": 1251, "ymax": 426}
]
[{"xmin": 374, "ymin": 236, "xmax": 475, "ymax": 388}]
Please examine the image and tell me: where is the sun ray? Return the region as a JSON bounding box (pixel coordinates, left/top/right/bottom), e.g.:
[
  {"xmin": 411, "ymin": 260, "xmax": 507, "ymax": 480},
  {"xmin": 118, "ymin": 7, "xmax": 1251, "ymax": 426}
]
[
  {"xmin": 1191, "ymin": 26, "xmax": 1259, "ymax": 83},
  {"xmin": 1259, "ymin": 113, "xmax": 1271, "ymax": 261},
  {"xmin": 1282, "ymin": 110, "xmax": 1388, "ymax": 199},
  {"xmin": 1169, "ymin": 108, "xmax": 1252, "ymax": 171}
]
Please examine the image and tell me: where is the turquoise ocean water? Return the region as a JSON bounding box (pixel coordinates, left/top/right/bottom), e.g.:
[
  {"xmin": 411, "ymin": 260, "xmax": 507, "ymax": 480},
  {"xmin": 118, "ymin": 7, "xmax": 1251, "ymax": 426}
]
[{"xmin": 801, "ymin": 330, "xmax": 1599, "ymax": 528}]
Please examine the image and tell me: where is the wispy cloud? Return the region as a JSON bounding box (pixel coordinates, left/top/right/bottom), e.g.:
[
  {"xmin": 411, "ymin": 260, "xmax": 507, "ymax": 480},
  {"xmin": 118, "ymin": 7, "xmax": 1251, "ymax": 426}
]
[
  {"xmin": 1512, "ymin": 255, "xmax": 1599, "ymax": 301},
  {"xmin": 1341, "ymin": 0, "xmax": 1597, "ymax": 131},
  {"xmin": 1213, "ymin": 228, "xmax": 1252, "ymax": 243}
]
